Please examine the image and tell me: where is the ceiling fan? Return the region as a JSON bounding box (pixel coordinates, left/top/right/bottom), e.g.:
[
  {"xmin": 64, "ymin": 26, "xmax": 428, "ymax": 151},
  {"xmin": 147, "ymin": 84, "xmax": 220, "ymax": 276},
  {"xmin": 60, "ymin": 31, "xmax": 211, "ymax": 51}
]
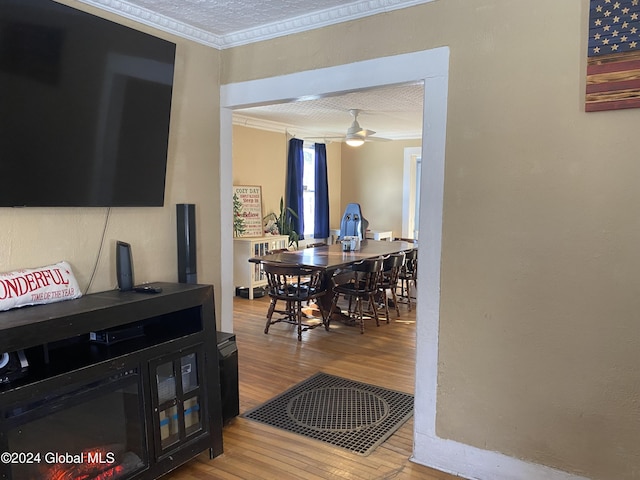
[
  {"xmin": 310, "ymin": 109, "xmax": 391, "ymax": 147},
  {"xmin": 343, "ymin": 109, "xmax": 391, "ymax": 146}
]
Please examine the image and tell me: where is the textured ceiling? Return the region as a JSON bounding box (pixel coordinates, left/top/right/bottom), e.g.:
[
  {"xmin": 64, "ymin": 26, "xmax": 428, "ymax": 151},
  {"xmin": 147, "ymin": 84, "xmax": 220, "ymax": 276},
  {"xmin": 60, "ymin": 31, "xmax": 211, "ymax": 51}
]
[
  {"xmin": 119, "ymin": 0, "xmax": 374, "ymax": 37},
  {"xmin": 234, "ymin": 83, "xmax": 425, "ymax": 141},
  {"xmin": 80, "ymin": 0, "xmax": 429, "ymax": 140},
  {"xmin": 81, "ymin": 0, "xmax": 434, "ymax": 48}
]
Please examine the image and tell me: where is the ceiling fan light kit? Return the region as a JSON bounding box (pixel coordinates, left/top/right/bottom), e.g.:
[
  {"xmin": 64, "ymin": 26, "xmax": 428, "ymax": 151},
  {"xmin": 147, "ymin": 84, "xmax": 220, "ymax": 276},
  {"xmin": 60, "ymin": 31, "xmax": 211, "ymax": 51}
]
[
  {"xmin": 346, "ymin": 136, "xmax": 365, "ymax": 147},
  {"xmin": 342, "ymin": 110, "xmax": 369, "ymax": 146}
]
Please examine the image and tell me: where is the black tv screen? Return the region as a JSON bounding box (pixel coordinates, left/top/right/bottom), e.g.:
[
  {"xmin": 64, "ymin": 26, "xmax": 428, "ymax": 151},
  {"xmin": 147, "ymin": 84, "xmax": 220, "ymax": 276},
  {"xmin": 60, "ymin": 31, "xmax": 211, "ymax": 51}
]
[{"xmin": 0, "ymin": 0, "xmax": 176, "ymax": 207}]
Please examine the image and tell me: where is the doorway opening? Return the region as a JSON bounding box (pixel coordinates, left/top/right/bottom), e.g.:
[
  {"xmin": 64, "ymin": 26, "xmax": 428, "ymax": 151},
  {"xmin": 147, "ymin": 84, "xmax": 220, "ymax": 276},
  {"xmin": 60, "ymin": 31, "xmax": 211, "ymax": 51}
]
[{"xmin": 220, "ymin": 46, "xmax": 449, "ymax": 472}]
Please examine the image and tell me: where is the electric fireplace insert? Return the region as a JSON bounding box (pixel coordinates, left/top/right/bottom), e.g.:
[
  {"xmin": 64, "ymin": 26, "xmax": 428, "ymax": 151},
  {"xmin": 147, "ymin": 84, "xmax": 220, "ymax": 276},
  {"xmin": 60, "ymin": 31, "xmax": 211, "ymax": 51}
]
[{"xmin": 2, "ymin": 368, "xmax": 146, "ymax": 480}]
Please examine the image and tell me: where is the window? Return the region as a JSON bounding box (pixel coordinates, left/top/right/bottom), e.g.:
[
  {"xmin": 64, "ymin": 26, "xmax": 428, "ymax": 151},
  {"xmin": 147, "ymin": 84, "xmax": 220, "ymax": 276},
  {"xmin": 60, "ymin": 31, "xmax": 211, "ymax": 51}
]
[{"xmin": 302, "ymin": 145, "xmax": 315, "ymax": 238}]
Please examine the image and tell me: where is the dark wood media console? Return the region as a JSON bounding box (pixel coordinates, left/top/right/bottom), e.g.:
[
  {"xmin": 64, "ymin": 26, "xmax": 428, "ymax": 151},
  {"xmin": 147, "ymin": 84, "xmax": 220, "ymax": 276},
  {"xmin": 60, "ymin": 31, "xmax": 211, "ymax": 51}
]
[{"xmin": 0, "ymin": 283, "xmax": 223, "ymax": 480}]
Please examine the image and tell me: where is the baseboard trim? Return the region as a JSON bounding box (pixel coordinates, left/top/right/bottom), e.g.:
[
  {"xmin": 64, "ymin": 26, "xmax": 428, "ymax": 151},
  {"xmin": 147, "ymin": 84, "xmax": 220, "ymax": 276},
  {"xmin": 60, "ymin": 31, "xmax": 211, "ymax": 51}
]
[{"xmin": 411, "ymin": 432, "xmax": 589, "ymax": 480}]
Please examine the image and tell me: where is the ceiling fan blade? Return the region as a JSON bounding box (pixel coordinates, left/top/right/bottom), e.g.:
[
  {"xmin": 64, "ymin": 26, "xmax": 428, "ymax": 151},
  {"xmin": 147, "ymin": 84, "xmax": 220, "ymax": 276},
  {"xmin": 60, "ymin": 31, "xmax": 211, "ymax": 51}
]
[{"xmin": 364, "ymin": 136, "xmax": 391, "ymax": 142}]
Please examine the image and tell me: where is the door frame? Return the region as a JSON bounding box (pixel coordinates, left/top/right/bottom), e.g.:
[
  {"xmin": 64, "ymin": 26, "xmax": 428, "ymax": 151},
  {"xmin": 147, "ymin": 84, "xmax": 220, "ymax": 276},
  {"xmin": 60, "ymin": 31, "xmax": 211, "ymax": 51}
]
[
  {"xmin": 220, "ymin": 44, "xmax": 450, "ymax": 471},
  {"xmin": 402, "ymin": 146, "xmax": 422, "ymax": 239}
]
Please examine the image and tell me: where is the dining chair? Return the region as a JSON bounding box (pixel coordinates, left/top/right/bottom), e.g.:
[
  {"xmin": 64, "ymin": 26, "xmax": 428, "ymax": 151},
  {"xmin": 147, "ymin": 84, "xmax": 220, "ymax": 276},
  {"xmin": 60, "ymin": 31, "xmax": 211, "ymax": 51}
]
[
  {"xmin": 262, "ymin": 262, "xmax": 328, "ymax": 341},
  {"xmin": 397, "ymin": 248, "xmax": 418, "ymax": 311},
  {"xmin": 328, "ymin": 257, "xmax": 383, "ymax": 334},
  {"xmin": 376, "ymin": 252, "xmax": 405, "ymax": 321},
  {"xmin": 338, "ymin": 203, "xmax": 369, "ymax": 240}
]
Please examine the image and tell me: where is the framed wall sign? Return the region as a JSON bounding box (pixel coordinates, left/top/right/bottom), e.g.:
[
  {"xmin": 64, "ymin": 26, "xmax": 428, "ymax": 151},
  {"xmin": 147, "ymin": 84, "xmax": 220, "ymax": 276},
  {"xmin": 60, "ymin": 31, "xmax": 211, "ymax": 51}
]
[{"xmin": 233, "ymin": 185, "xmax": 263, "ymax": 237}]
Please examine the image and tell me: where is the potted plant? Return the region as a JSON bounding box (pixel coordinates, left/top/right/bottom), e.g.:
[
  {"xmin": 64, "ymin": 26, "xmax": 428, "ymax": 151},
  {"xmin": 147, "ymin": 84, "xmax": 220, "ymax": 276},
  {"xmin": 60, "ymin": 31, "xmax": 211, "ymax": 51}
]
[{"xmin": 264, "ymin": 197, "xmax": 300, "ymax": 248}]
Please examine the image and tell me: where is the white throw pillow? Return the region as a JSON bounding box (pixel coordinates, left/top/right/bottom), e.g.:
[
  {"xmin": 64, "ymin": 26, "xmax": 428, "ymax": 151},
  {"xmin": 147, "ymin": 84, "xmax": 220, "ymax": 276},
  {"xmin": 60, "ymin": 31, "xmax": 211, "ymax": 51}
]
[{"xmin": 0, "ymin": 261, "xmax": 82, "ymax": 312}]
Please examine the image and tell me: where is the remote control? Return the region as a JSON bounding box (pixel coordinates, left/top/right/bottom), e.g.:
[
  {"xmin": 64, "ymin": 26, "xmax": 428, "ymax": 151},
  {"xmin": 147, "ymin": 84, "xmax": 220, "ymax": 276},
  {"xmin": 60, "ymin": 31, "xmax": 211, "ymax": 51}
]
[{"xmin": 134, "ymin": 285, "xmax": 163, "ymax": 294}]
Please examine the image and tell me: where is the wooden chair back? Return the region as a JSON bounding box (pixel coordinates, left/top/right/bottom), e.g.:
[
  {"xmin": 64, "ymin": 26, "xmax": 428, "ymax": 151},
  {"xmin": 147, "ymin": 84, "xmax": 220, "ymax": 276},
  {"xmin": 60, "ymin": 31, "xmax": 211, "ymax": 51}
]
[{"xmin": 262, "ymin": 262, "xmax": 324, "ymax": 300}]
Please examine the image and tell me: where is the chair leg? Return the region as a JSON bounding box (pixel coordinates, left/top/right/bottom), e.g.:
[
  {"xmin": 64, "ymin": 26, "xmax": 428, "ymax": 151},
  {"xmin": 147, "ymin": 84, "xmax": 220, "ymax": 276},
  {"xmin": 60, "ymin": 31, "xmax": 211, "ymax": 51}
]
[
  {"xmin": 369, "ymin": 293, "xmax": 380, "ymax": 327},
  {"xmin": 382, "ymin": 289, "xmax": 390, "ymax": 323},
  {"xmin": 391, "ymin": 288, "xmax": 401, "ymax": 317},
  {"xmin": 356, "ymin": 297, "xmax": 365, "ymax": 334},
  {"xmin": 327, "ymin": 293, "xmax": 340, "ymax": 329},
  {"xmin": 404, "ymin": 279, "xmax": 413, "ymax": 312},
  {"xmin": 264, "ymin": 298, "xmax": 277, "ymax": 334},
  {"xmin": 347, "ymin": 295, "xmax": 354, "ymax": 319},
  {"xmin": 296, "ymin": 301, "xmax": 303, "ymax": 341},
  {"xmin": 316, "ymin": 300, "xmax": 329, "ymax": 331},
  {"xmin": 286, "ymin": 300, "xmax": 295, "ymax": 322},
  {"xmin": 409, "ymin": 279, "xmax": 416, "ymax": 311}
]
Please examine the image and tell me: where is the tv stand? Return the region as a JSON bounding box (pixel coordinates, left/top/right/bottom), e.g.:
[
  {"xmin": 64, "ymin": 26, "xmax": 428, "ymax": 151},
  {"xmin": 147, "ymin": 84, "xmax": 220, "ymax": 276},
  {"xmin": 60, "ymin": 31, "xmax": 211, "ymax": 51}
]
[{"xmin": 0, "ymin": 283, "xmax": 223, "ymax": 480}]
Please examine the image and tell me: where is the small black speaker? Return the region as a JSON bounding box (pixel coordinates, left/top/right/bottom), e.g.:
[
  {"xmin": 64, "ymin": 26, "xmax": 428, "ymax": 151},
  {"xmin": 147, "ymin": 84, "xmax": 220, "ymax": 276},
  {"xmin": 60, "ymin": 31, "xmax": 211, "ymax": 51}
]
[
  {"xmin": 116, "ymin": 240, "xmax": 134, "ymax": 291},
  {"xmin": 177, "ymin": 204, "xmax": 197, "ymax": 284}
]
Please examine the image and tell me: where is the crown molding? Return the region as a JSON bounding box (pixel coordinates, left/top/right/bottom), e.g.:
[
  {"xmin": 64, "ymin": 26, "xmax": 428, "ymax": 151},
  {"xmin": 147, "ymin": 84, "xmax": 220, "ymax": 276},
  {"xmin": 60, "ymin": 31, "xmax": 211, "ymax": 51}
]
[
  {"xmin": 233, "ymin": 114, "xmax": 421, "ymax": 142},
  {"xmin": 79, "ymin": 0, "xmax": 435, "ymax": 49},
  {"xmin": 217, "ymin": 0, "xmax": 436, "ymax": 48},
  {"xmin": 78, "ymin": 0, "xmax": 223, "ymax": 47},
  {"xmin": 233, "ymin": 114, "xmax": 337, "ymax": 141}
]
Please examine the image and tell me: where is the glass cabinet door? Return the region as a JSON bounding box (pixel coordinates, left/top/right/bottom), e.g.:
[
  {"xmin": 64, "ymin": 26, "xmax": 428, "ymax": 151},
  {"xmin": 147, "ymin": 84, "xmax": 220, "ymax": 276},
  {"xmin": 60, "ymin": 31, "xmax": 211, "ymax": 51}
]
[{"xmin": 151, "ymin": 346, "xmax": 205, "ymax": 456}]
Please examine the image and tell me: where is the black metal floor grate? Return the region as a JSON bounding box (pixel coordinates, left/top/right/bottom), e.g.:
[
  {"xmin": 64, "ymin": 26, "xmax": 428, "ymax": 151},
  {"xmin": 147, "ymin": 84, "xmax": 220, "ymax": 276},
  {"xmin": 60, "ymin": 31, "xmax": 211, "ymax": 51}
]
[{"xmin": 242, "ymin": 372, "xmax": 414, "ymax": 456}]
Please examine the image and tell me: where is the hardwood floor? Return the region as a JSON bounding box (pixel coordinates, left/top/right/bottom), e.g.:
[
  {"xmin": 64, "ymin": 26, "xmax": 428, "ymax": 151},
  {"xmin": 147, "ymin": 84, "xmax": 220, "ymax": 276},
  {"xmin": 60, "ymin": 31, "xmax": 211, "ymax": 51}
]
[{"xmin": 163, "ymin": 294, "xmax": 458, "ymax": 479}]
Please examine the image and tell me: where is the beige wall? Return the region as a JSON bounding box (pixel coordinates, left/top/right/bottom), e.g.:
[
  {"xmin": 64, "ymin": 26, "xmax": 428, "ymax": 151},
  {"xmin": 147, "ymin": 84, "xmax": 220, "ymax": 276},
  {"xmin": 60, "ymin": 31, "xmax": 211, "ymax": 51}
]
[
  {"xmin": 0, "ymin": 1, "xmax": 223, "ymax": 325},
  {"xmin": 341, "ymin": 140, "xmax": 421, "ymax": 238},
  {"xmin": 232, "ymin": 125, "xmax": 343, "ymax": 232},
  {"xmin": 222, "ymin": 1, "xmax": 640, "ymax": 479}
]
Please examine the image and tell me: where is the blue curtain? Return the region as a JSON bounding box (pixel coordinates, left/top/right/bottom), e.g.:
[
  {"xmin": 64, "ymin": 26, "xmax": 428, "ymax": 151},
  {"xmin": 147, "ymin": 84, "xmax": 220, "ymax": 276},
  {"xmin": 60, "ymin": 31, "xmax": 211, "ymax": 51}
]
[
  {"xmin": 314, "ymin": 143, "xmax": 329, "ymax": 238},
  {"xmin": 285, "ymin": 138, "xmax": 304, "ymax": 239}
]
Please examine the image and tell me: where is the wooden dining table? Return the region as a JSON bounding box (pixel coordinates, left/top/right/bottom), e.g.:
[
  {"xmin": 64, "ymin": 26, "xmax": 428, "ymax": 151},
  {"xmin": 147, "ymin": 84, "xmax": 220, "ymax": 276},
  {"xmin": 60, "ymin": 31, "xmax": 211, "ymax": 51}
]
[
  {"xmin": 250, "ymin": 239, "xmax": 415, "ymax": 269},
  {"xmin": 249, "ymin": 239, "xmax": 417, "ymax": 313}
]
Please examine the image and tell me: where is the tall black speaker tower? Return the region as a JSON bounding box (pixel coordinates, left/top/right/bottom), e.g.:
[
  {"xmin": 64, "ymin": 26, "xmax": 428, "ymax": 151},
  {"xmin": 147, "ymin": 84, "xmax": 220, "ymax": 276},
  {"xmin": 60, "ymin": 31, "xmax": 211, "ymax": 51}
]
[{"xmin": 177, "ymin": 203, "xmax": 197, "ymax": 284}]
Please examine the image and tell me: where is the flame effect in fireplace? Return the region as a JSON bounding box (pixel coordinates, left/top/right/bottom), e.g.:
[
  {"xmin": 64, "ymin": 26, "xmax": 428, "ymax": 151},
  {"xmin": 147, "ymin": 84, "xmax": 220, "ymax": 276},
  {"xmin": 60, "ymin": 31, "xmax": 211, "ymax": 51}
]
[{"xmin": 42, "ymin": 446, "xmax": 142, "ymax": 480}]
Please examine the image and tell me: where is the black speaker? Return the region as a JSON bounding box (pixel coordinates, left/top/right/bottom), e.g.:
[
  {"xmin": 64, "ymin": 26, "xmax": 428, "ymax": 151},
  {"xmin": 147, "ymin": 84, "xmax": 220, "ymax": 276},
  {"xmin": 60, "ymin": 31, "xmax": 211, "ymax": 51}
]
[
  {"xmin": 116, "ymin": 240, "xmax": 134, "ymax": 291},
  {"xmin": 0, "ymin": 350, "xmax": 29, "ymax": 384},
  {"xmin": 216, "ymin": 332, "xmax": 239, "ymax": 424},
  {"xmin": 177, "ymin": 204, "xmax": 197, "ymax": 284}
]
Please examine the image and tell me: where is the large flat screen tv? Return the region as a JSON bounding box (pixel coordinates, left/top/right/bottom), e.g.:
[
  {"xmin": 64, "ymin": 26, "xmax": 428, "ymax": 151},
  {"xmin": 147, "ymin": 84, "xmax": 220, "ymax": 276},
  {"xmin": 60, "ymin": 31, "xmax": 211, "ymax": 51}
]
[{"xmin": 0, "ymin": 0, "xmax": 176, "ymax": 207}]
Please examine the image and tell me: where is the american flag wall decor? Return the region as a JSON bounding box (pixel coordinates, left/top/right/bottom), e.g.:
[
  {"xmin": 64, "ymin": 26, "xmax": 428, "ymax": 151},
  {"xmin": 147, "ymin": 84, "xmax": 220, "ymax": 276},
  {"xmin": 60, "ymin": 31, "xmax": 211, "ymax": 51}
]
[{"xmin": 586, "ymin": 0, "xmax": 640, "ymax": 111}]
